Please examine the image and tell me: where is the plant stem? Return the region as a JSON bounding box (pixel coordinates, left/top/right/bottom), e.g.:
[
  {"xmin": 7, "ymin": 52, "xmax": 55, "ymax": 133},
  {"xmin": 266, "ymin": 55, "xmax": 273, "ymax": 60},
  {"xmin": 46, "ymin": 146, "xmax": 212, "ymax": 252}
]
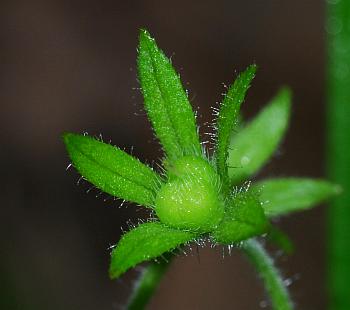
[
  {"xmin": 243, "ymin": 239, "xmax": 293, "ymax": 310},
  {"xmin": 127, "ymin": 256, "xmax": 172, "ymax": 310},
  {"xmin": 326, "ymin": 1, "xmax": 350, "ymax": 309}
]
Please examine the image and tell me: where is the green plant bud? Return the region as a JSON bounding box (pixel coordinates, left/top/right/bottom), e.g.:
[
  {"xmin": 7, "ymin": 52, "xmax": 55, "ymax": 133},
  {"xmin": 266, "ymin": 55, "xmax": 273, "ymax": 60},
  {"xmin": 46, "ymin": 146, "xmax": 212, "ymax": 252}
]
[
  {"xmin": 165, "ymin": 156, "xmax": 215, "ymax": 181},
  {"xmin": 155, "ymin": 156, "xmax": 224, "ymax": 232}
]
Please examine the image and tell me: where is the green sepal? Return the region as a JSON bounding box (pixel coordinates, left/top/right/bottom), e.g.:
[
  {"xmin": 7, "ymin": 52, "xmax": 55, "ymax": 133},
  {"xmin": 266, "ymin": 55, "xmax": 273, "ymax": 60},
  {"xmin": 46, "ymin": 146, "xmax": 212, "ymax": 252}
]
[
  {"xmin": 267, "ymin": 226, "xmax": 295, "ymax": 255},
  {"xmin": 137, "ymin": 29, "xmax": 201, "ymax": 162},
  {"xmin": 211, "ymin": 192, "xmax": 269, "ymax": 244},
  {"xmin": 215, "ymin": 64, "xmax": 256, "ymax": 190},
  {"xmin": 109, "ymin": 222, "xmax": 196, "ymax": 278},
  {"xmin": 228, "ymin": 88, "xmax": 291, "ymax": 185},
  {"xmin": 63, "ymin": 133, "xmax": 160, "ymax": 207},
  {"xmin": 253, "ymin": 177, "xmax": 342, "ymax": 217}
]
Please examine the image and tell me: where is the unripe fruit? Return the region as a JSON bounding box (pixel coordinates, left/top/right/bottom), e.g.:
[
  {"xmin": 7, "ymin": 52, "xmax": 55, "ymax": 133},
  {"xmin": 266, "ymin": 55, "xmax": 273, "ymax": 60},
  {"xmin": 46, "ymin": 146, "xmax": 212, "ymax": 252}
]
[{"xmin": 155, "ymin": 156, "xmax": 225, "ymax": 232}]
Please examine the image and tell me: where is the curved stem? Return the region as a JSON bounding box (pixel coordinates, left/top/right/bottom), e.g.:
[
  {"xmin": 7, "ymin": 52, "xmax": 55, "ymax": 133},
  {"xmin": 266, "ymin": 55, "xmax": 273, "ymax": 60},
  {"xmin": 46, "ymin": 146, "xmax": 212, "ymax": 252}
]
[
  {"xmin": 243, "ymin": 239, "xmax": 293, "ymax": 310},
  {"xmin": 127, "ymin": 256, "xmax": 172, "ymax": 310}
]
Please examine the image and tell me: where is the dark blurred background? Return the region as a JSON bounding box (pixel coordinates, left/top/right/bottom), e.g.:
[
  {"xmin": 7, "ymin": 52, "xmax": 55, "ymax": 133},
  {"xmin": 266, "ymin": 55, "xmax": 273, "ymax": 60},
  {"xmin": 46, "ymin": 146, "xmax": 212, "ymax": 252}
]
[{"xmin": 1, "ymin": 0, "xmax": 326, "ymax": 309}]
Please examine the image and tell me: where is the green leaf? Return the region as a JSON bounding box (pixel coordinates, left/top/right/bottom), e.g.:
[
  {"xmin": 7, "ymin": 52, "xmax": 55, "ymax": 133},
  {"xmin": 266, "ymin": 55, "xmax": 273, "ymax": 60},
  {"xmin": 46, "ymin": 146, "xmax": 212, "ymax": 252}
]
[
  {"xmin": 253, "ymin": 178, "xmax": 342, "ymax": 217},
  {"xmin": 211, "ymin": 192, "xmax": 269, "ymax": 244},
  {"xmin": 215, "ymin": 65, "xmax": 256, "ymax": 189},
  {"xmin": 137, "ymin": 29, "xmax": 201, "ymax": 162},
  {"xmin": 109, "ymin": 222, "xmax": 196, "ymax": 278},
  {"xmin": 127, "ymin": 255, "xmax": 173, "ymax": 310},
  {"xmin": 228, "ymin": 88, "xmax": 291, "ymax": 184},
  {"xmin": 63, "ymin": 133, "xmax": 160, "ymax": 207},
  {"xmin": 267, "ymin": 226, "xmax": 295, "ymax": 255}
]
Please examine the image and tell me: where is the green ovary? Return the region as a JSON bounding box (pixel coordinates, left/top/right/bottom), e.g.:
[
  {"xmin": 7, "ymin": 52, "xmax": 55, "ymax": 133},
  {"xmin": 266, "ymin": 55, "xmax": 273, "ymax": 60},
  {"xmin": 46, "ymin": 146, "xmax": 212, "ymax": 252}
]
[{"xmin": 155, "ymin": 156, "xmax": 225, "ymax": 232}]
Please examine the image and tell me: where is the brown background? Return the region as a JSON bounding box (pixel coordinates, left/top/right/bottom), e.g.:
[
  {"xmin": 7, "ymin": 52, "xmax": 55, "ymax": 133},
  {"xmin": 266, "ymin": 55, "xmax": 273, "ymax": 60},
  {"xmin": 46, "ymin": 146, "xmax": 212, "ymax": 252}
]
[{"xmin": 1, "ymin": 0, "xmax": 327, "ymax": 309}]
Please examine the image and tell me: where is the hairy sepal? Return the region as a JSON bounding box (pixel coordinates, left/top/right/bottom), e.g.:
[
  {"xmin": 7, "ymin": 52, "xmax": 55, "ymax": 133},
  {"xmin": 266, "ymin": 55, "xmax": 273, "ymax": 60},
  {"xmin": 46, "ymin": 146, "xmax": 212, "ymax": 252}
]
[
  {"xmin": 63, "ymin": 133, "xmax": 160, "ymax": 206},
  {"xmin": 253, "ymin": 177, "xmax": 342, "ymax": 217},
  {"xmin": 211, "ymin": 192, "xmax": 269, "ymax": 244},
  {"xmin": 137, "ymin": 29, "xmax": 201, "ymax": 162},
  {"xmin": 228, "ymin": 88, "xmax": 291, "ymax": 185},
  {"xmin": 109, "ymin": 222, "xmax": 196, "ymax": 278}
]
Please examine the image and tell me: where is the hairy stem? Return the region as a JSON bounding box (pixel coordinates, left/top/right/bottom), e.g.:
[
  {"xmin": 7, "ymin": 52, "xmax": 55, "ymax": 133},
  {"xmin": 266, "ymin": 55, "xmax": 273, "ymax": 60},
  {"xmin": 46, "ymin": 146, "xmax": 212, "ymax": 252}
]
[
  {"xmin": 243, "ymin": 239, "xmax": 293, "ymax": 310},
  {"xmin": 127, "ymin": 257, "xmax": 172, "ymax": 310}
]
